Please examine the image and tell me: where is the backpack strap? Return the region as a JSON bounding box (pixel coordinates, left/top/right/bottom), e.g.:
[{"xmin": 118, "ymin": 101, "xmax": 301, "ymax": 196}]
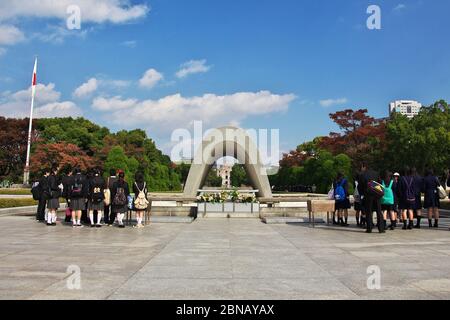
[
  {"xmin": 388, "ymin": 180, "xmax": 393, "ymax": 189},
  {"xmin": 135, "ymin": 182, "xmax": 143, "ymax": 193}
]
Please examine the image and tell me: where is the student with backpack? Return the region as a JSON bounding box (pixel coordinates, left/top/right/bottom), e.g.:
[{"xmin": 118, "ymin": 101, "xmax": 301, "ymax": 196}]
[
  {"xmin": 412, "ymin": 168, "xmax": 424, "ymax": 229},
  {"xmin": 61, "ymin": 165, "xmax": 73, "ymax": 223},
  {"xmin": 357, "ymin": 163, "xmax": 384, "ymax": 234},
  {"xmin": 104, "ymin": 168, "xmax": 117, "ymax": 226},
  {"xmin": 69, "ymin": 168, "xmax": 87, "ymax": 228},
  {"xmin": 111, "ymin": 170, "xmax": 130, "ymax": 228},
  {"xmin": 88, "ymin": 168, "xmax": 106, "ymax": 228},
  {"xmin": 33, "ymin": 168, "xmax": 50, "ymax": 222},
  {"xmin": 399, "ymin": 167, "xmax": 416, "ymax": 230},
  {"xmin": 333, "ymin": 173, "xmax": 350, "ymax": 227},
  {"xmin": 392, "ymin": 172, "xmax": 401, "ymax": 226},
  {"xmin": 133, "ymin": 172, "xmax": 149, "ymax": 228},
  {"xmin": 423, "ymin": 169, "xmax": 441, "ymax": 228},
  {"xmin": 45, "ymin": 165, "xmax": 61, "ymax": 226},
  {"xmin": 381, "ymin": 171, "xmax": 395, "ymax": 230},
  {"xmin": 353, "ymin": 178, "xmax": 365, "ymax": 227}
]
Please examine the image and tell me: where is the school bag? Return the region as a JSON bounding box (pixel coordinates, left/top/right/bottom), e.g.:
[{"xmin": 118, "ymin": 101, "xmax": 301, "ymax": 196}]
[
  {"xmin": 353, "ymin": 181, "xmax": 361, "ymax": 203},
  {"xmin": 334, "ymin": 179, "xmax": 346, "ymax": 202},
  {"xmin": 71, "ymin": 175, "xmax": 84, "ymax": 198},
  {"xmin": 113, "ymin": 187, "xmax": 127, "ymax": 206},
  {"xmin": 367, "ymin": 180, "xmax": 385, "ymax": 198},
  {"xmin": 381, "ymin": 180, "xmax": 394, "ymax": 205},
  {"xmin": 31, "ymin": 182, "xmax": 42, "ymax": 200},
  {"xmin": 327, "ymin": 184, "xmax": 334, "ymax": 200},
  {"xmin": 437, "ymin": 178, "xmax": 446, "ymax": 199},
  {"xmin": 404, "ymin": 176, "xmax": 416, "ymax": 205},
  {"xmin": 134, "ymin": 182, "xmax": 149, "ymax": 210},
  {"xmin": 91, "ymin": 180, "xmax": 104, "ymax": 203}
]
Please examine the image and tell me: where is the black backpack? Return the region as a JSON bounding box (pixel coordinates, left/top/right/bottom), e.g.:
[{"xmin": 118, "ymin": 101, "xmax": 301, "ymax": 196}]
[
  {"xmin": 31, "ymin": 182, "xmax": 42, "ymax": 200},
  {"xmin": 71, "ymin": 175, "xmax": 84, "ymax": 198},
  {"xmin": 113, "ymin": 187, "xmax": 127, "ymax": 206}
]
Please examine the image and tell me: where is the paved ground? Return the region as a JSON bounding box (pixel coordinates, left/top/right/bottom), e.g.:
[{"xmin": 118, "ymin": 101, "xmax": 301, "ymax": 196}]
[{"xmin": 1, "ymin": 216, "xmax": 450, "ymax": 300}]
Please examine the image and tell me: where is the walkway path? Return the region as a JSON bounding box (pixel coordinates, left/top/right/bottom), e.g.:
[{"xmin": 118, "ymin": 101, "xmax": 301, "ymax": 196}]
[{"xmin": 1, "ymin": 216, "xmax": 449, "ymax": 300}]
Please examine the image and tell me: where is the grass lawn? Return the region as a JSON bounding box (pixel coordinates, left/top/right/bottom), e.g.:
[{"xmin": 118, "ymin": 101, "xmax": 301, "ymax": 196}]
[
  {"xmin": 0, "ymin": 198, "xmax": 37, "ymax": 208},
  {"xmin": 0, "ymin": 188, "xmax": 31, "ymax": 195}
]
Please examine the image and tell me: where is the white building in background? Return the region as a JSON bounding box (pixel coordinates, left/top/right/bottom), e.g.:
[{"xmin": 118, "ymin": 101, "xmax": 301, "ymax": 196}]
[
  {"xmin": 389, "ymin": 100, "xmax": 422, "ymax": 119},
  {"xmin": 217, "ymin": 164, "xmax": 232, "ymax": 189}
]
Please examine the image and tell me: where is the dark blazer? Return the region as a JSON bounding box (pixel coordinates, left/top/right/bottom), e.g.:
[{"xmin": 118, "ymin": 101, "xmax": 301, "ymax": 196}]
[
  {"xmin": 88, "ymin": 176, "xmax": 106, "ymax": 201},
  {"xmin": 111, "ymin": 180, "xmax": 130, "ymax": 201},
  {"xmin": 357, "ymin": 169, "xmax": 380, "ymax": 198},
  {"xmin": 47, "ymin": 174, "xmax": 61, "ymax": 199},
  {"xmin": 69, "ymin": 173, "xmax": 88, "ymax": 199}
]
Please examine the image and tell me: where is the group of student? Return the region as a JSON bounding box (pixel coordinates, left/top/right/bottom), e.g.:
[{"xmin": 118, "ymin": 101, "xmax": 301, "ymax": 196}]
[
  {"xmin": 33, "ymin": 164, "xmax": 149, "ymax": 228},
  {"xmin": 332, "ymin": 163, "xmax": 450, "ymax": 234}
]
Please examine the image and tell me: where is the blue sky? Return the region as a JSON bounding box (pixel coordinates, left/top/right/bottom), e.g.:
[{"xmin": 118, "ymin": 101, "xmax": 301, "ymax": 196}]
[{"xmin": 1, "ymin": 0, "xmax": 449, "ymax": 158}]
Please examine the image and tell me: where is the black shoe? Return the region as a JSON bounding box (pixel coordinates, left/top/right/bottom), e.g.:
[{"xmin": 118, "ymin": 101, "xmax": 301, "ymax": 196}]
[
  {"xmin": 119, "ymin": 224, "xmax": 125, "ymax": 228},
  {"xmin": 402, "ymin": 223, "xmax": 407, "ymax": 230},
  {"xmin": 366, "ymin": 228, "xmax": 372, "ymax": 233},
  {"xmin": 90, "ymin": 224, "xmax": 95, "ymax": 228},
  {"xmin": 52, "ymin": 223, "xmax": 57, "ymax": 226},
  {"xmin": 96, "ymin": 224, "xmax": 102, "ymax": 228},
  {"xmin": 379, "ymin": 229, "xmax": 386, "ymax": 234},
  {"xmin": 46, "ymin": 223, "xmax": 52, "ymax": 226},
  {"xmin": 407, "ymin": 222, "xmax": 413, "ymax": 230},
  {"xmin": 434, "ymin": 223, "xmax": 438, "ymax": 228}
]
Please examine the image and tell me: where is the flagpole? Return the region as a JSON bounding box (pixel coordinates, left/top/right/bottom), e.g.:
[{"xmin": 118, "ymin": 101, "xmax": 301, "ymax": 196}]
[{"xmin": 23, "ymin": 57, "xmax": 37, "ymax": 186}]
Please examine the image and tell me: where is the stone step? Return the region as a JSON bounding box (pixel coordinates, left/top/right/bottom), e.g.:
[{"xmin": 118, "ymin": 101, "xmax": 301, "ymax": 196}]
[
  {"xmin": 262, "ymin": 217, "xmax": 326, "ymax": 224},
  {"xmin": 149, "ymin": 216, "xmax": 194, "ymax": 223}
]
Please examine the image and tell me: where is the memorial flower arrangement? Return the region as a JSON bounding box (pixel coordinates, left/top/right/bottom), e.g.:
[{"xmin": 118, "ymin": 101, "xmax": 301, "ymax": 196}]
[{"xmin": 197, "ymin": 189, "xmax": 257, "ymax": 204}]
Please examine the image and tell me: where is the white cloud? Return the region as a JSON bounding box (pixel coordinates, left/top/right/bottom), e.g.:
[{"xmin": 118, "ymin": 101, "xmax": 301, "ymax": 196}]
[
  {"xmin": 176, "ymin": 59, "xmax": 212, "ymax": 79},
  {"xmin": 0, "ymin": 83, "xmax": 82, "ymax": 118},
  {"xmin": 393, "ymin": 4, "xmax": 406, "ymax": 11},
  {"xmin": 319, "ymin": 98, "xmax": 348, "ymax": 107},
  {"xmin": 121, "ymin": 40, "xmax": 137, "ymax": 48},
  {"xmin": 92, "ymin": 96, "xmax": 138, "ymax": 111},
  {"xmin": 0, "ymin": 1, "xmax": 150, "ymax": 24},
  {"xmin": 0, "ymin": 25, "xmax": 25, "ymax": 45},
  {"xmin": 139, "ymin": 68, "xmax": 163, "ymax": 89},
  {"xmin": 92, "ymin": 91, "xmax": 296, "ymax": 132},
  {"xmin": 33, "ymin": 25, "xmax": 89, "ymax": 44},
  {"xmin": 73, "ymin": 78, "xmax": 98, "ymax": 98}
]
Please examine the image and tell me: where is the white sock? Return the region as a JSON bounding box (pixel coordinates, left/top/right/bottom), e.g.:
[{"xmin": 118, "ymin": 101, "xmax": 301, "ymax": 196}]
[
  {"xmin": 97, "ymin": 213, "xmax": 102, "ymax": 224},
  {"xmin": 89, "ymin": 213, "xmax": 94, "ymax": 225},
  {"xmin": 52, "ymin": 212, "xmax": 57, "ymax": 223},
  {"xmin": 118, "ymin": 213, "xmax": 124, "ymax": 224},
  {"xmin": 47, "ymin": 213, "xmax": 52, "ymax": 224},
  {"xmin": 137, "ymin": 216, "xmax": 142, "ymax": 225},
  {"xmin": 76, "ymin": 219, "xmax": 80, "ymax": 225}
]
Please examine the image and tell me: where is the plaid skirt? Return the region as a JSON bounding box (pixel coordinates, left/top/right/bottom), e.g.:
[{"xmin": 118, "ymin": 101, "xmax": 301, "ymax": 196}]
[
  {"xmin": 47, "ymin": 198, "xmax": 60, "ymax": 210},
  {"xmin": 70, "ymin": 198, "xmax": 86, "ymax": 211}
]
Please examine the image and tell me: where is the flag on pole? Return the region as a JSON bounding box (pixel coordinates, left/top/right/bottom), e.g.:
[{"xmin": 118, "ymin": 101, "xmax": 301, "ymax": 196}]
[{"xmin": 23, "ymin": 57, "xmax": 37, "ymax": 185}]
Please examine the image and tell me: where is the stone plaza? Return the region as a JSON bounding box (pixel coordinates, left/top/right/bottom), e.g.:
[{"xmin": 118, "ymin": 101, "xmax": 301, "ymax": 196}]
[{"xmin": 1, "ymin": 215, "xmax": 450, "ymax": 300}]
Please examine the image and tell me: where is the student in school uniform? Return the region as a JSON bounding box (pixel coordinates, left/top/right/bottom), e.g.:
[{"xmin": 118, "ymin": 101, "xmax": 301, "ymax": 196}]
[
  {"xmin": 399, "ymin": 167, "xmax": 417, "ymax": 230},
  {"xmin": 35, "ymin": 168, "xmax": 50, "ymax": 223},
  {"xmin": 69, "ymin": 168, "xmax": 88, "ymax": 228},
  {"xmin": 87, "ymin": 168, "xmax": 106, "ymax": 228},
  {"xmin": 111, "ymin": 170, "xmax": 130, "ymax": 228},
  {"xmin": 381, "ymin": 171, "xmax": 396, "ymax": 231},
  {"xmin": 105, "ymin": 168, "xmax": 118, "ymax": 226},
  {"xmin": 423, "ymin": 169, "xmax": 441, "ymax": 228},
  {"xmin": 46, "ymin": 164, "xmax": 61, "ymax": 226},
  {"xmin": 132, "ymin": 171, "xmax": 149, "ymax": 228}
]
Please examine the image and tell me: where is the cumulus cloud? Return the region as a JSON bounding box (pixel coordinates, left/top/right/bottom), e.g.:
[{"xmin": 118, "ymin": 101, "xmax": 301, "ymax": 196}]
[
  {"xmin": 0, "ymin": 83, "xmax": 82, "ymax": 118},
  {"xmin": 139, "ymin": 68, "xmax": 163, "ymax": 89},
  {"xmin": 0, "ymin": 0, "xmax": 150, "ymax": 24},
  {"xmin": 73, "ymin": 78, "xmax": 98, "ymax": 98},
  {"xmin": 92, "ymin": 91, "xmax": 296, "ymax": 132},
  {"xmin": 393, "ymin": 4, "xmax": 406, "ymax": 11},
  {"xmin": 319, "ymin": 98, "xmax": 348, "ymax": 107},
  {"xmin": 0, "ymin": 25, "xmax": 25, "ymax": 45},
  {"xmin": 176, "ymin": 59, "xmax": 211, "ymax": 79},
  {"xmin": 121, "ymin": 40, "xmax": 137, "ymax": 48},
  {"xmin": 92, "ymin": 96, "xmax": 138, "ymax": 111}
]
